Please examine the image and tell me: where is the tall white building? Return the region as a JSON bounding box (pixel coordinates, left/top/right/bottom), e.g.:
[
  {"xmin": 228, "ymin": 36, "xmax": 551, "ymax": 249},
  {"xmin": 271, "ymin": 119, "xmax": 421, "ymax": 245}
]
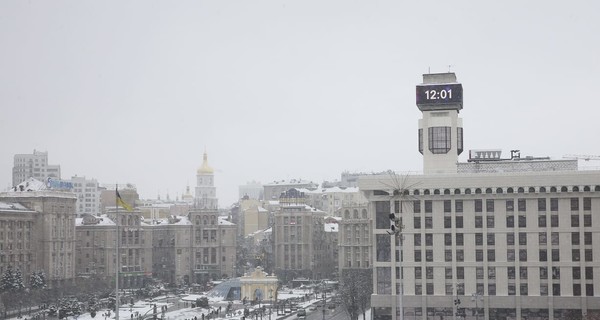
[
  {"xmin": 361, "ymin": 73, "xmax": 600, "ymax": 320},
  {"xmin": 195, "ymin": 151, "xmax": 218, "ymax": 209},
  {"xmin": 69, "ymin": 176, "xmax": 102, "ymax": 216},
  {"xmin": 12, "ymin": 149, "xmax": 61, "ymax": 186}
]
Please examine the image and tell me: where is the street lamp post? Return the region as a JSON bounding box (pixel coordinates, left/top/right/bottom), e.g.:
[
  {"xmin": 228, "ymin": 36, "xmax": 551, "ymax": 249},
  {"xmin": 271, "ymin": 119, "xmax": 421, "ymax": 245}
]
[{"xmin": 269, "ymin": 289, "xmax": 273, "ymax": 320}]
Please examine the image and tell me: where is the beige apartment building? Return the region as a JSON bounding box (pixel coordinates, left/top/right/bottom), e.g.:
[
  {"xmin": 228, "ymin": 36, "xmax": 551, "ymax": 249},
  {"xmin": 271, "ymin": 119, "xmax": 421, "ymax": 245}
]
[
  {"xmin": 338, "ymin": 204, "xmax": 372, "ymax": 271},
  {"xmin": 0, "ymin": 179, "xmax": 77, "ymax": 287},
  {"xmin": 361, "ymin": 72, "xmax": 600, "ymax": 319}
]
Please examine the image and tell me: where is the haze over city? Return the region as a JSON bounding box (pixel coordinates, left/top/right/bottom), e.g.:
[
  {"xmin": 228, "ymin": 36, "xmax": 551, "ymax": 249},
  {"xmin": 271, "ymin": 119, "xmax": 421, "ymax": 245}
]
[{"xmin": 1, "ymin": 0, "xmax": 599, "ymax": 206}]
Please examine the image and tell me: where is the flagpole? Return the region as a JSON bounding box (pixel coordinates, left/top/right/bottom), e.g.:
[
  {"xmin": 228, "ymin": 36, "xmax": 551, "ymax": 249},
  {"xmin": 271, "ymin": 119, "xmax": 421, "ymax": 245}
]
[{"xmin": 115, "ymin": 184, "xmax": 120, "ymax": 320}]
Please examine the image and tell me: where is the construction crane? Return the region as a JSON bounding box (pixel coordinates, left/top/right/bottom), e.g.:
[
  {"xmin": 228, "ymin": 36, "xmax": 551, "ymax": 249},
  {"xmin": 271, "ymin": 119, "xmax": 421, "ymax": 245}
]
[{"xmin": 563, "ymin": 154, "xmax": 600, "ymax": 161}]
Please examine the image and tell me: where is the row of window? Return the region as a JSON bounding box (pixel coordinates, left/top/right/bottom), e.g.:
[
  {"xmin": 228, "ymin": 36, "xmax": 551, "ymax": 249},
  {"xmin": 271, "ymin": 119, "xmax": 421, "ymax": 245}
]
[
  {"xmin": 411, "ymin": 213, "xmax": 592, "ymax": 229},
  {"xmin": 413, "ymin": 282, "xmax": 594, "ymax": 297},
  {"xmin": 413, "ymin": 231, "xmax": 593, "ymax": 247}
]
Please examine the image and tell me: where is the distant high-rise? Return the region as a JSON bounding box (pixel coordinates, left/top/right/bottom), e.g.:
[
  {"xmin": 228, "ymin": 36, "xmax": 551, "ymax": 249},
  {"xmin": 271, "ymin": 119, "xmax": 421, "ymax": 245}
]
[
  {"xmin": 12, "ymin": 149, "xmax": 61, "ymax": 186},
  {"xmin": 69, "ymin": 176, "xmax": 101, "ymax": 216}
]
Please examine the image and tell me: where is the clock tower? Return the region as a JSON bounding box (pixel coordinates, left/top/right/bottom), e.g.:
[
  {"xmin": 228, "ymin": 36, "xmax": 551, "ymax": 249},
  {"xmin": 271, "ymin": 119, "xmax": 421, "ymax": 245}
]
[{"xmin": 416, "ymin": 72, "xmax": 464, "ymax": 174}]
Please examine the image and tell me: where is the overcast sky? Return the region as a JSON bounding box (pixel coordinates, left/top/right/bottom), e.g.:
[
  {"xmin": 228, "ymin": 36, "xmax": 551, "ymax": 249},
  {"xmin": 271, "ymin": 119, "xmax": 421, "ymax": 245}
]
[{"xmin": 1, "ymin": 1, "xmax": 599, "ymax": 206}]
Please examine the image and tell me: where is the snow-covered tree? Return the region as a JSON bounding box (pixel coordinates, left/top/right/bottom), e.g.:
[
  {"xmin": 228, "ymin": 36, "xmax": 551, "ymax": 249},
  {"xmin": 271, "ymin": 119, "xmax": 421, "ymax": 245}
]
[
  {"xmin": 29, "ymin": 270, "xmax": 47, "ymax": 289},
  {"xmin": 0, "ymin": 266, "xmax": 25, "ymax": 291}
]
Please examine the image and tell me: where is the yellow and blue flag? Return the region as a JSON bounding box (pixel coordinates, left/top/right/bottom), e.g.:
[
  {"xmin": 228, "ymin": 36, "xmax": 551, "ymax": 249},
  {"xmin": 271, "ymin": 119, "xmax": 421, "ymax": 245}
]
[{"xmin": 116, "ymin": 190, "xmax": 133, "ymax": 211}]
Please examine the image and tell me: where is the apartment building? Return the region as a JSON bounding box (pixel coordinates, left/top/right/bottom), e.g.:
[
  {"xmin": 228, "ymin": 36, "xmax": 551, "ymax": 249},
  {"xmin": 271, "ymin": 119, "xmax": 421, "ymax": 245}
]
[
  {"xmin": 12, "ymin": 150, "xmax": 61, "ymax": 186},
  {"xmin": 69, "ymin": 176, "xmax": 102, "ymax": 216}
]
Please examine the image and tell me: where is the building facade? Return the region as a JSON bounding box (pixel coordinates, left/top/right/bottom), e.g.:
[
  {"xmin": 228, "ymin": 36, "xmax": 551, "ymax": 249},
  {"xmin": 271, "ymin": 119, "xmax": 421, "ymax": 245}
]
[
  {"xmin": 12, "ymin": 150, "xmax": 61, "ymax": 186},
  {"xmin": 69, "ymin": 176, "xmax": 102, "ymax": 216},
  {"xmin": 0, "ymin": 181, "xmax": 77, "ymax": 287},
  {"xmin": 361, "ymin": 73, "xmax": 600, "ymax": 319},
  {"xmin": 338, "ymin": 204, "xmax": 372, "ymax": 271}
]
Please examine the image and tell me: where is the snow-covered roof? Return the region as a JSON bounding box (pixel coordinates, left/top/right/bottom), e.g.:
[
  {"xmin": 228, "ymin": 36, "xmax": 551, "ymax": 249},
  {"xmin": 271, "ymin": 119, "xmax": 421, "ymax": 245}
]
[
  {"xmin": 257, "ymin": 206, "xmax": 268, "ymax": 212},
  {"xmin": 0, "ymin": 202, "xmax": 33, "ymax": 212},
  {"xmin": 75, "ymin": 214, "xmax": 116, "ymax": 227},
  {"xmin": 218, "ymin": 216, "xmax": 235, "ymax": 226},
  {"xmin": 11, "ymin": 178, "xmax": 48, "ymax": 191},
  {"xmin": 296, "ymin": 186, "xmax": 359, "ymax": 194},
  {"xmin": 264, "ymin": 179, "xmax": 316, "ymax": 186},
  {"xmin": 325, "ymin": 223, "xmax": 338, "ymax": 232},
  {"xmin": 145, "ymin": 215, "xmax": 192, "ymax": 226}
]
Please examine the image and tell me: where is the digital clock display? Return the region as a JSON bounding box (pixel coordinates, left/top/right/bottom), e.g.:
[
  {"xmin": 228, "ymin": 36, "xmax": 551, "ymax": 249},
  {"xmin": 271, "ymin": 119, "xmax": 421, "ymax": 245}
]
[{"xmin": 416, "ymin": 83, "xmax": 463, "ymax": 109}]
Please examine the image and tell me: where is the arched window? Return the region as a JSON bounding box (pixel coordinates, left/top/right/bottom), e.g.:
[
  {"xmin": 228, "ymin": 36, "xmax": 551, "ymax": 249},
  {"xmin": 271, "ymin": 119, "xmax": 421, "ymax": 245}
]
[
  {"xmin": 454, "ymin": 189, "xmax": 461, "ymax": 195},
  {"xmin": 584, "ymin": 186, "xmax": 591, "ymax": 192},
  {"xmin": 595, "ymin": 186, "xmax": 600, "ymax": 191},
  {"xmin": 434, "ymin": 189, "xmax": 440, "ymax": 195},
  {"xmin": 362, "ymin": 209, "xmax": 368, "ymax": 219},
  {"xmin": 465, "ymin": 188, "xmax": 472, "ymax": 194},
  {"xmin": 517, "ymin": 187, "xmax": 524, "ymax": 193},
  {"xmin": 561, "ymin": 186, "xmax": 568, "ymax": 192},
  {"xmin": 540, "ymin": 187, "xmax": 547, "ymax": 193},
  {"xmin": 486, "ymin": 188, "xmax": 493, "ymax": 194},
  {"xmin": 573, "ymin": 186, "xmax": 580, "ymax": 192},
  {"xmin": 413, "ymin": 190, "xmax": 420, "ymax": 196},
  {"xmin": 496, "ymin": 188, "xmax": 504, "ymax": 194},
  {"xmin": 507, "ymin": 187, "xmax": 514, "ymax": 194},
  {"xmin": 529, "ymin": 187, "xmax": 536, "ymax": 193},
  {"xmin": 344, "ymin": 210, "xmax": 350, "ymax": 219},
  {"xmin": 550, "ymin": 187, "xmax": 557, "ymax": 192},
  {"xmin": 475, "ymin": 188, "xmax": 482, "ymax": 194},
  {"xmin": 444, "ymin": 189, "xmax": 451, "ymax": 195},
  {"xmin": 424, "ymin": 190, "xmax": 431, "ymax": 195},
  {"xmin": 353, "ymin": 210, "xmax": 359, "ymax": 219}
]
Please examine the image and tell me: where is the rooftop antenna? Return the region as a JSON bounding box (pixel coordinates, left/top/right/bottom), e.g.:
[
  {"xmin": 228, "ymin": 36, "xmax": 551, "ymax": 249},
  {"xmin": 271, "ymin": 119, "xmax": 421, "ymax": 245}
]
[{"xmin": 448, "ymin": 64, "xmax": 453, "ymax": 72}]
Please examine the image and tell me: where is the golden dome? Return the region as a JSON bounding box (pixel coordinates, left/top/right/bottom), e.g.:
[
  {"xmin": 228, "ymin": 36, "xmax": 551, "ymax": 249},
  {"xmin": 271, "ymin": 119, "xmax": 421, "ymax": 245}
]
[{"xmin": 197, "ymin": 151, "xmax": 214, "ymax": 174}]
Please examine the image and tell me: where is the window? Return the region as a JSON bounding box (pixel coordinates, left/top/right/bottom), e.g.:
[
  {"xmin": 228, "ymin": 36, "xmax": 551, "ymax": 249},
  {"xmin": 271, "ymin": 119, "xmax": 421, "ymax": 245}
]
[
  {"xmin": 455, "ymin": 200, "xmax": 463, "ymax": 213},
  {"xmin": 518, "ymin": 215, "xmax": 526, "ymax": 228},
  {"xmin": 552, "ymin": 249, "xmax": 560, "ymax": 261},
  {"xmin": 426, "ymin": 283, "xmax": 433, "ymax": 295},
  {"xmin": 572, "ymin": 249, "xmax": 580, "ymax": 261},
  {"xmin": 415, "ymin": 284, "xmax": 422, "ymax": 295},
  {"xmin": 506, "ymin": 200, "xmax": 514, "ymax": 212},
  {"xmin": 571, "ymin": 198, "xmax": 580, "ymax": 211},
  {"xmin": 425, "ymin": 234, "xmax": 433, "ymax": 246},
  {"xmin": 585, "ymin": 232, "xmax": 592, "ymax": 245},
  {"xmin": 425, "ymin": 217, "xmax": 432, "ymax": 229},
  {"xmin": 428, "ymin": 126, "xmax": 451, "ymax": 154},
  {"xmin": 456, "ymin": 249, "xmax": 464, "ymax": 262},
  {"xmin": 551, "ymin": 232, "xmax": 559, "ymax": 245},
  {"xmin": 475, "ymin": 216, "xmax": 482, "ymax": 228},
  {"xmin": 488, "ymin": 267, "xmax": 496, "ymax": 279},
  {"xmin": 508, "ymin": 267, "xmax": 515, "ymax": 279},
  {"xmin": 457, "ymin": 267, "xmax": 464, "ymax": 279},
  {"xmin": 551, "ymin": 215, "xmax": 559, "ymax": 227},
  {"xmin": 487, "ymin": 233, "xmax": 495, "ymax": 245},
  {"xmin": 586, "ymin": 267, "xmax": 593, "ymax": 280},
  {"xmin": 572, "ymin": 215, "xmax": 580, "ymax": 227},
  {"xmin": 426, "ymin": 267, "xmax": 433, "ymax": 279},
  {"xmin": 586, "ymin": 284, "xmax": 594, "ymax": 296},
  {"xmin": 418, "ymin": 129, "xmax": 423, "ymax": 154},
  {"xmin": 539, "ymin": 249, "xmax": 547, "ymax": 261},
  {"xmin": 572, "ymin": 232, "xmax": 580, "ymax": 245},
  {"xmin": 476, "ymin": 267, "xmax": 484, "ymax": 279},
  {"xmin": 375, "ymin": 201, "xmax": 391, "ymax": 229},
  {"xmin": 377, "ymin": 267, "xmax": 392, "ymax": 294},
  {"xmin": 414, "ymin": 234, "xmax": 421, "ymax": 246},
  {"xmin": 518, "ymin": 199, "xmax": 526, "ymax": 211},
  {"xmin": 538, "ymin": 198, "xmax": 547, "ymax": 211},
  {"xmin": 376, "ymin": 235, "xmax": 391, "ymax": 262},
  {"xmin": 508, "ymin": 284, "xmax": 516, "ymax": 296},
  {"xmin": 552, "ymin": 267, "xmax": 560, "ymax": 279},
  {"xmin": 553, "ymin": 284, "xmax": 561, "ymax": 296},
  {"xmin": 573, "ymin": 267, "xmax": 581, "ymax": 280},
  {"xmin": 506, "ymin": 215, "xmax": 514, "ymax": 227},
  {"xmin": 456, "ymin": 216, "xmax": 463, "ymax": 228},
  {"xmin": 424, "ymin": 200, "xmax": 432, "ymax": 213},
  {"xmin": 539, "ymin": 215, "xmax": 547, "ymax": 227},
  {"xmin": 456, "ymin": 233, "xmax": 464, "ymax": 246},
  {"xmin": 488, "ymin": 249, "xmax": 495, "ymax": 262},
  {"xmin": 413, "ymin": 201, "xmax": 421, "ymax": 213},
  {"xmin": 475, "ymin": 233, "xmax": 483, "ymax": 245},
  {"xmin": 520, "ymin": 284, "xmax": 528, "ymax": 296},
  {"xmin": 476, "ymin": 249, "xmax": 483, "ymax": 262},
  {"xmin": 585, "ymin": 249, "xmax": 593, "ymax": 261},
  {"xmin": 445, "ymin": 267, "xmax": 453, "ymax": 279},
  {"xmin": 550, "ymin": 198, "xmax": 559, "ymax": 211},
  {"xmin": 414, "ymin": 250, "xmax": 422, "ymax": 262},
  {"xmin": 415, "ymin": 267, "xmax": 422, "ymax": 279},
  {"xmin": 574, "ymin": 284, "xmax": 582, "ymax": 297},
  {"xmin": 584, "ymin": 214, "xmax": 592, "ymax": 227},
  {"xmin": 487, "ymin": 216, "xmax": 495, "ymax": 228},
  {"xmin": 507, "ymin": 233, "xmax": 515, "ymax": 245},
  {"xmin": 507, "ymin": 249, "xmax": 515, "ymax": 261},
  {"xmin": 584, "ymin": 197, "xmax": 592, "ymax": 211},
  {"xmin": 519, "ymin": 232, "xmax": 527, "ymax": 245},
  {"xmin": 444, "ymin": 217, "xmax": 452, "ymax": 228},
  {"xmin": 540, "ymin": 267, "xmax": 548, "ymax": 279},
  {"xmin": 445, "ymin": 250, "xmax": 452, "ymax": 262},
  {"xmin": 475, "ymin": 200, "xmax": 483, "ymax": 213},
  {"xmin": 414, "ymin": 217, "xmax": 421, "ymax": 229},
  {"xmin": 539, "ymin": 232, "xmax": 547, "ymax": 245},
  {"xmin": 444, "ymin": 233, "xmax": 452, "ymax": 246},
  {"xmin": 486, "ymin": 199, "xmax": 494, "ymax": 212},
  {"xmin": 425, "ymin": 250, "xmax": 433, "ymax": 262},
  {"xmin": 444, "ymin": 200, "xmax": 451, "ymax": 213},
  {"xmin": 519, "ymin": 249, "xmax": 527, "ymax": 262}
]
